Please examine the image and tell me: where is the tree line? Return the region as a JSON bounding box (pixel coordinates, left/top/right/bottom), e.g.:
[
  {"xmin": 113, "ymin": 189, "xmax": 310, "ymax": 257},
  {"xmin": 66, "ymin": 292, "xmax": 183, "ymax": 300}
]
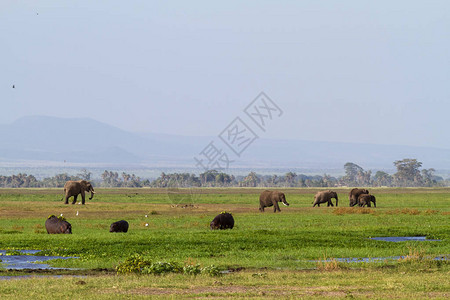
[{"xmin": 0, "ymin": 159, "xmax": 447, "ymax": 188}]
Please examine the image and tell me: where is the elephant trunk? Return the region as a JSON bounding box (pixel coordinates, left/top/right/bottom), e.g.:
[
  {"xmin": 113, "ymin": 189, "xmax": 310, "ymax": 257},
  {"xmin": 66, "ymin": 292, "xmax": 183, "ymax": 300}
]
[
  {"xmin": 335, "ymin": 196, "xmax": 338, "ymax": 207},
  {"xmin": 89, "ymin": 188, "xmax": 95, "ymax": 200}
]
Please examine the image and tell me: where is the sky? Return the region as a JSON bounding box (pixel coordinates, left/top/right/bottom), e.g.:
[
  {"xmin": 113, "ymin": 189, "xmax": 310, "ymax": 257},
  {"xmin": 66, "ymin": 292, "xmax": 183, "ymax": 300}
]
[{"xmin": 1, "ymin": 1, "xmax": 449, "ymax": 149}]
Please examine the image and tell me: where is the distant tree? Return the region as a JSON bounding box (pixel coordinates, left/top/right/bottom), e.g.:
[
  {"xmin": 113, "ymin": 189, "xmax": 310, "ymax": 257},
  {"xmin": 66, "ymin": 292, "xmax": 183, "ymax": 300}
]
[
  {"xmin": 78, "ymin": 169, "xmax": 92, "ymax": 181},
  {"xmin": 284, "ymin": 172, "xmax": 297, "ymax": 187},
  {"xmin": 373, "ymin": 171, "xmax": 392, "ymax": 187},
  {"xmin": 239, "ymin": 172, "xmax": 260, "ymax": 187},
  {"xmin": 393, "ymin": 159, "xmax": 423, "ymax": 186},
  {"xmin": 200, "ymin": 170, "xmax": 219, "ymax": 186},
  {"xmin": 342, "ymin": 162, "xmax": 371, "ymax": 186},
  {"xmin": 101, "ymin": 170, "xmax": 120, "ymax": 187},
  {"xmin": 421, "ymin": 168, "xmax": 437, "ymax": 187}
]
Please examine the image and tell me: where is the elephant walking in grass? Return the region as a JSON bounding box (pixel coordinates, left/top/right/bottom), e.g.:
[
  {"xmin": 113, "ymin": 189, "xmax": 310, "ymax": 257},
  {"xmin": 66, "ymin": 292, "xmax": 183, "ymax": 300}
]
[
  {"xmin": 313, "ymin": 190, "xmax": 338, "ymax": 207},
  {"xmin": 349, "ymin": 188, "xmax": 369, "ymax": 207},
  {"xmin": 358, "ymin": 194, "xmax": 376, "ymax": 207},
  {"xmin": 63, "ymin": 180, "xmax": 95, "ymax": 205},
  {"xmin": 259, "ymin": 190, "xmax": 289, "ymax": 212}
]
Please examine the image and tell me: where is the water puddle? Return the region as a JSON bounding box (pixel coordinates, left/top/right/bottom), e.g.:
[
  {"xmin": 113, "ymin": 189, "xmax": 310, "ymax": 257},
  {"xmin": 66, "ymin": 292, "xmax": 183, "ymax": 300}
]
[
  {"xmin": 319, "ymin": 255, "xmax": 449, "ymax": 263},
  {"xmin": 0, "ymin": 275, "xmax": 84, "ymax": 280},
  {"xmin": 0, "ymin": 250, "xmax": 77, "ymax": 270},
  {"xmin": 370, "ymin": 236, "xmax": 441, "ymax": 242}
]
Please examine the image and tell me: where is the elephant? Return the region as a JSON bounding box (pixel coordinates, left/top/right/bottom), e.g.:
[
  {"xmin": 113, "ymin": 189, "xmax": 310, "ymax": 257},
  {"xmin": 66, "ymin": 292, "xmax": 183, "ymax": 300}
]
[
  {"xmin": 63, "ymin": 180, "xmax": 95, "ymax": 205},
  {"xmin": 110, "ymin": 220, "xmax": 129, "ymax": 232},
  {"xmin": 349, "ymin": 188, "xmax": 369, "ymax": 207},
  {"xmin": 210, "ymin": 212, "xmax": 234, "ymax": 230},
  {"xmin": 259, "ymin": 190, "xmax": 289, "ymax": 212},
  {"xmin": 358, "ymin": 194, "xmax": 376, "ymax": 207},
  {"xmin": 45, "ymin": 215, "xmax": 72, "ymax": 234},
  {"xmin": 313, "ymin": 190, "xmax": 338, "ymax": 207}
]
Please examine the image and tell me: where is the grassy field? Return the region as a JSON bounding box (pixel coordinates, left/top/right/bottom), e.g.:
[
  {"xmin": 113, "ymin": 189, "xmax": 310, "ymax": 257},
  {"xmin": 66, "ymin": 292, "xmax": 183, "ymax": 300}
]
[{"xmin": 0, "ymin": 187, "xmax": 449, "ymax": 298}]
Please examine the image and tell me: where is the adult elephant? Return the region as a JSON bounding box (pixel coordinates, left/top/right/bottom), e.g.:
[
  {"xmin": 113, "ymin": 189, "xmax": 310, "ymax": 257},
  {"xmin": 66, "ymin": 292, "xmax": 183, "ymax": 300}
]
[
  {"xmin": 313, "ymin": 190, "xmax": 338, "ymax": 207},
  {"xmin": 349, "ymin": 188, "xmax": 369, "ymax": 207},
  {"xmin": 259, "ymin": 190, "xmax": 289, "ymax": 212},
  {"xmin": 358, "ymin": 194, "xmax": 376, "ymax": 207},
  {"xmin": 63, "ymin": 180, "xmax": 95, "ymax": 205}
]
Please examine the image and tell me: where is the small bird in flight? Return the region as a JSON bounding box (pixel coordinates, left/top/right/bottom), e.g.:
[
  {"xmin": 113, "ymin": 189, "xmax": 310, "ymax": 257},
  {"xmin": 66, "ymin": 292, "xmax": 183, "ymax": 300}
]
[{"xmin": 12, "ymin": 85, "xmax": 15, "ymax": 88}]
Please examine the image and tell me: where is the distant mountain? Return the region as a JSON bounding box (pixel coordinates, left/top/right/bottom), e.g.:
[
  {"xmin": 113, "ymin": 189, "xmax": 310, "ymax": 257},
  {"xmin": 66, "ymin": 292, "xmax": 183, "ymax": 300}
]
[{"xmin": 1, "ymin": 116, "xmax": 449, "ymax": 172}]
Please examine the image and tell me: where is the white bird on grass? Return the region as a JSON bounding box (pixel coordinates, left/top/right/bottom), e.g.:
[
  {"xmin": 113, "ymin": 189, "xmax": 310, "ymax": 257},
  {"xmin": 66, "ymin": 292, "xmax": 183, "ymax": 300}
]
[{"xmin": 76, "ymin": 211, "xmax": 79, "ymax": 216}]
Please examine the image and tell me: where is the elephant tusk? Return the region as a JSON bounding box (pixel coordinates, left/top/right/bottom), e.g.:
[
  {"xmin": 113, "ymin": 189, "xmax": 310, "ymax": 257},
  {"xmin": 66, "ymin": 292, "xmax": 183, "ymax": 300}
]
[
  {"xmin": 282, "ymin": 202, "xmax": 289, "ymax": 206},
  {"xmin": 91, "ymin": 191, "xmax": 96, "ymax": 194}
]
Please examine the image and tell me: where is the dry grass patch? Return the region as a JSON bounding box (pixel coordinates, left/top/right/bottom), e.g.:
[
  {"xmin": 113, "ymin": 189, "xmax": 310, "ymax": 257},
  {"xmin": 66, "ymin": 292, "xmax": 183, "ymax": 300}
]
[
  {"xmin": 316, "ymin": 258, "xmax": 341, "ymax": 271},
  {"xmin": 385, "ymin": 208, "xmax": 421, "ymax": 215},
  {"xmin": 333, "ymin": 207, "xmax": 375, "ymax": 215}
]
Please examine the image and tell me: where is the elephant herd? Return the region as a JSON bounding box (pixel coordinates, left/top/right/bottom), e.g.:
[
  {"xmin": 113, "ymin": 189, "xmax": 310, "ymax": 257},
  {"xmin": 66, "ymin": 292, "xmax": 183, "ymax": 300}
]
[
  {"xmin": 49, "ymin": 181, "xmax": 375, "ymax": 233},
  {"xmin": 259, "ymin": 188, "xmax": 376, "ymax": 212}
]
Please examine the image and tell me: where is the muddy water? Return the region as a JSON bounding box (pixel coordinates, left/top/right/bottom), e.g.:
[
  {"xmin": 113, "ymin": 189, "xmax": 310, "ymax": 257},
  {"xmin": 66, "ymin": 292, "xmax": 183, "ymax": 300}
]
[{"xmin": 0, "ymin": 250, "xmax": 77, "ymax": 270}]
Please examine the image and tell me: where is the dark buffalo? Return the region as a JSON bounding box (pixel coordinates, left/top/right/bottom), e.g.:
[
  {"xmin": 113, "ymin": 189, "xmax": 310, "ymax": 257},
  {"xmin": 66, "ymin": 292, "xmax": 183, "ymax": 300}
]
[
  {"xmin": 45, "ymin": 215, "xmax": 72, "ymax": 234},
  {"xmin": 110, "ymin": 220, "xmax": 129, "ymax": 233},
  {"xmin": 210, "ymin": 212, "xmax": 234, "ymax": 230}
]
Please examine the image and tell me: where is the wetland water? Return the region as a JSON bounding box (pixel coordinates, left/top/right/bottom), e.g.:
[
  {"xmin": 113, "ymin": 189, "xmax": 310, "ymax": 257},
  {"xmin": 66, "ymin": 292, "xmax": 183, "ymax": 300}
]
[
  {"xmin": 0, "ymin": 250, "xmax": 77, "ymax": 270},
  {"xmin": 370, "ymin": 236, "xmax": 441, "ymax": 242}
]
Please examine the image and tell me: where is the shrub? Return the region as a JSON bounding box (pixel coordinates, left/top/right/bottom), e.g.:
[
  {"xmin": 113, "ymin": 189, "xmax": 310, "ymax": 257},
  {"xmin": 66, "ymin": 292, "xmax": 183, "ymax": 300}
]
[
  {"xmin": 183, "ymin": 264, "xmax": 201, "ymax": 275},
  {"xmin": 201, "ymin": 265, "xmax": 221, "ymax": 276},
  {"xmin": 142, "ymin": 262, "xmax": 183, "ymax": 275},
  {"xmin": 116, "ymin": 255, "xmax": 221, "ymax": 276},
  {"xmin": 116, "ymin": 254, "xmax": 151, "ymax": 274}
]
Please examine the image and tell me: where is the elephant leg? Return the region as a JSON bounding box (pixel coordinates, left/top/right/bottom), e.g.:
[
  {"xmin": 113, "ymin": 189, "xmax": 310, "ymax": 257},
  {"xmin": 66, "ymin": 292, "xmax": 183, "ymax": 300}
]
[
  {"xmin": 72, "ymin": 195, "xmax": 78, "ymax": 205},
  {"xmin": 64, "ymin": 196, "xmax": 69, "ymax": 205},
  {"xmin": 274, "ymin": 202, "xmax": 280, "ymax": 212},
  {"xmin": 373, "ymin": 201, "xmax": 376, "ymax": 208},
  {"xmin": 259, "ymin": 205, "xmax": 264, "ymax": 212},
  {"xmin": 367, "ymin": 202, "xmax": 371, "ymax": 207},
  {"xmin": 81, "ymin": 191, "xmax": 86, "ymax": 205}
]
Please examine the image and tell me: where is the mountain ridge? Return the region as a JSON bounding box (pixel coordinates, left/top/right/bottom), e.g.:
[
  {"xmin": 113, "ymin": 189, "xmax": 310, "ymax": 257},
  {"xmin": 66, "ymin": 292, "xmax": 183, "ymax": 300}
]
[{"xmin": 1, "ymin": 116, "xmax": 449, "ymax": 170}]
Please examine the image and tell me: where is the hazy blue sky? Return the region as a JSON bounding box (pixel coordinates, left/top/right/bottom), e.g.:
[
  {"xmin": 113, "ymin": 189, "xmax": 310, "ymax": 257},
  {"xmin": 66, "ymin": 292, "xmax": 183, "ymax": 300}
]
[{"xmin": 2, "ymin": 1, "xmax": 449, "ymax": 148}]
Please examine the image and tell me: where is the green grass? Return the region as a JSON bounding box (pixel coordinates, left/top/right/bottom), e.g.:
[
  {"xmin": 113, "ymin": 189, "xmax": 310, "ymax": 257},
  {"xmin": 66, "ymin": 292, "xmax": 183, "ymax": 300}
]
[{"xmin": 0, "ymin": 188, "xmax": 449, "ymax": 298}]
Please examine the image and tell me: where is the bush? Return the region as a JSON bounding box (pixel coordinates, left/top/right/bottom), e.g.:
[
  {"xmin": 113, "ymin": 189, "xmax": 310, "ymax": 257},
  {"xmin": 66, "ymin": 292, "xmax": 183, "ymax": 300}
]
[
  {"xmin": 116, "ymin": 254, "xmax": 221, "ymax": 276},
  {"xmin": 201, "ymin": 265, "xmax": 221, "ymax": 276},
  {"xmin": 142, "ymin": 262, "xmax": 183, "ymax": 275},
  {"xmin": 116, "ymin": 254, "xmax": 151, "ymax": 274},
  {"xmin": 183, "ymin": 264, "xmax": 201, "ymax": 275}
]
